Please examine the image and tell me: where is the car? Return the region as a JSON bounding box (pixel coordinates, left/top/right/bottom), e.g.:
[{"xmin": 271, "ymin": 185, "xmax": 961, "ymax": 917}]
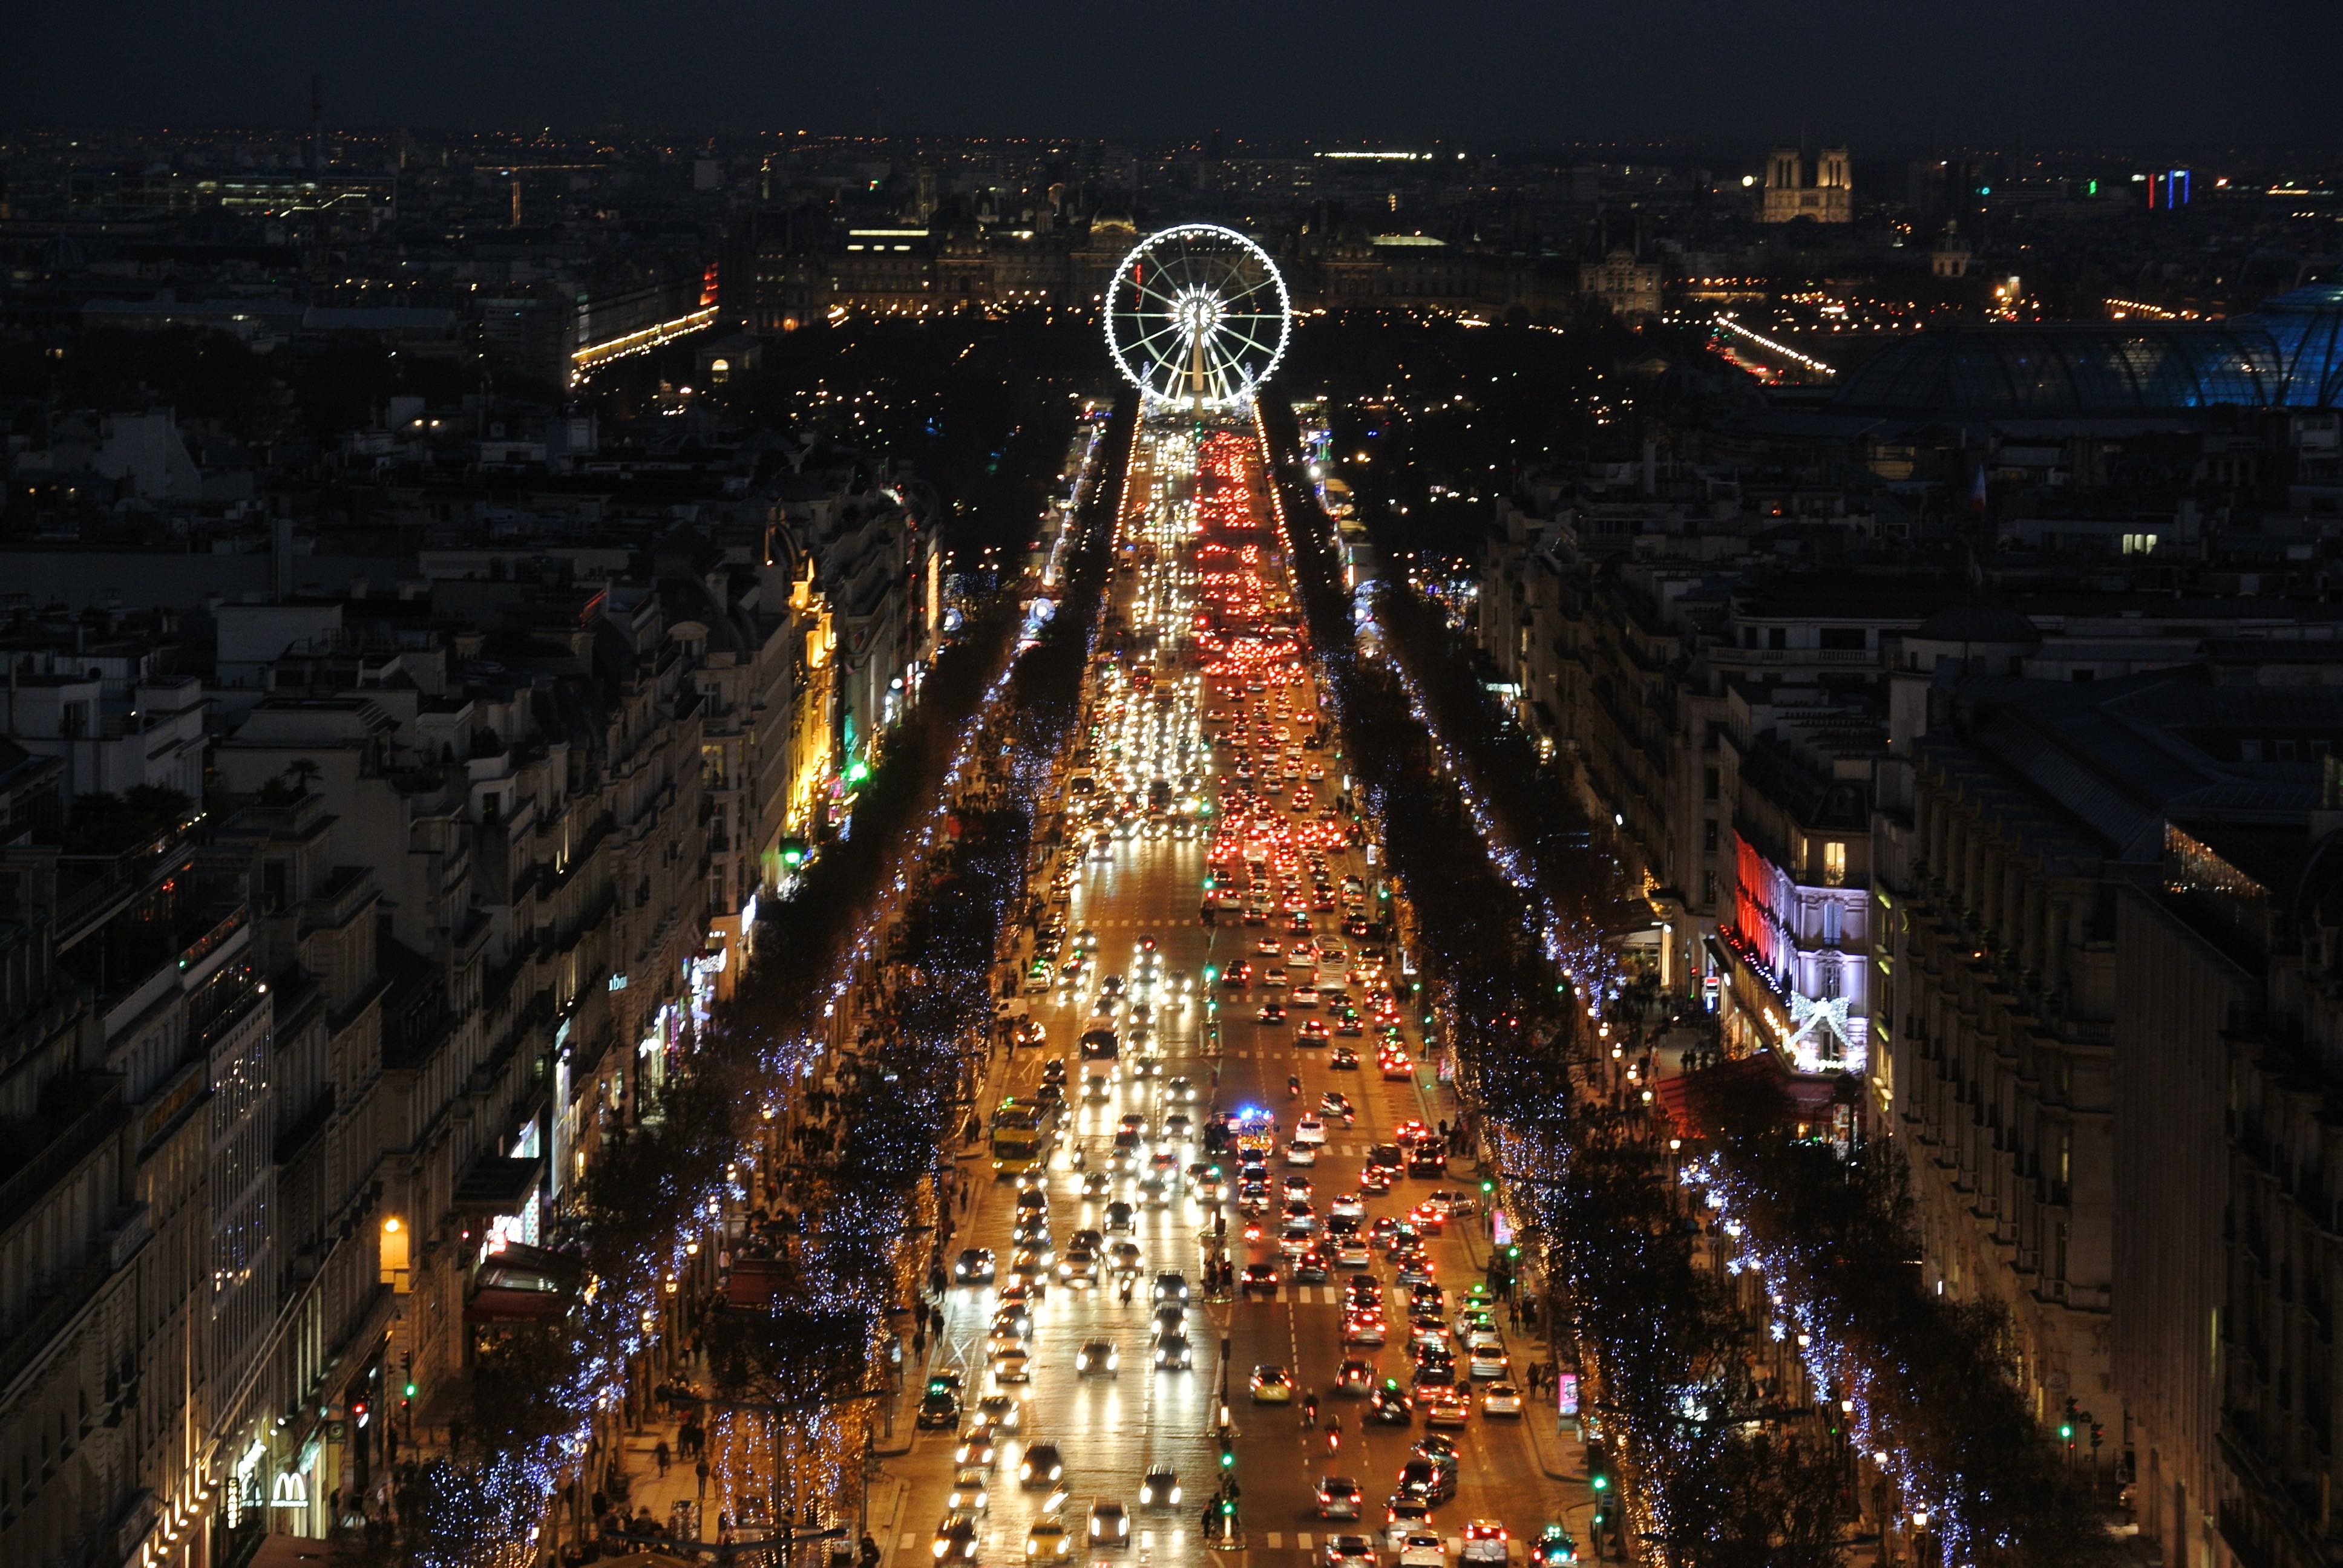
[
  {"xmin": 992, "ymin": 1345, "xmax": 1032, "ymax": 1383},
  {"xmin": 1367, "ymin": 1383, "xmax": 1414, "ymax": 1425},
  {"xmin": 1165, "ymin": 1076, "xmax": 1196, "ymax": 1103},
  {"xmin": 975, "ymin": 1394, "xmax": 1022, "ymax": 1431},
  {"xmin": 1154, "ymin": 1333, "xmax": 1193, "ymax": 1370},
  {"xmin": 1326, "ymin": 1535, "xmax": 1381, "ymax": 1568},
  {"xmin": 1384, "ymin": 1501, "xmax": 1438, "ymax": 1553},
  {"xmin": 992, "ymin": 1302, "xmax": 1034, "ymax": 1339},
  {"xmin": 1398, "ymin": 1458, "xmax": 1458, "ymax": 1504},
  {"xmin": 1250, "ymin": 1365, "xmax": 1296, "ymax": 1403},
  {"xmin": 1110, "ymin": 1240, "xmax": 1144, "ymax": 1274},
  {"xmin": 1528, "ymin": 1525, "xmax": 1578, "ymax": 1567},
  {"xmin": 1154, "ymin": 1272, "xmax": 1190, "ymax": 1303},
  {"xmin": 1080, "ymin": 1171, "xmax": 1114, "ymax": 1200},
  {"xmin": 1329, "ymin": 1047, "xmax": 1360, "ymax": 1070},
  {"xmin": 1293, "ymin": 1115, "xmax": 1328, "ymax": 1146},
  {"xmin": 1285, "ymin": 1140, "xmax": 1319, "ymax": 1166},
  {"xmin": 1020, "ymin": 1442, "xmax": 1066, "ymax": 1489},
  {"xmin": 918, "ymin": 1371, "xmax": 964, "ymax": 1429},
  {"xmin": 1256, "ymin": 1003, "xmax": 1287, "ymax": 1024},
  {"xmin": 946, "ymin": 1468, "xmax": 991, "ymax": 1512},
  {"xmin": 1335, "ymin": 1357, "xmax": 1377, "ymax": 1393},
  {"xmin": 1026, "ymin": 1515, "xmax": 1074, "ymax": 1561},
  {"xmin": 934, "ymin": 1512, "xmax": 982, "ymax": 1561},
  {"xmin": 1469, "ymin": 1345, "xmax": 1511, "ymax": 1381},
  {"xmin": 1411, "ymin": 1434, "xmax": 1461, "ymax": 1468},
  {"xmin": 1317, "ymin": 1475, "xmax": 1365, "ymax": 1520},
  {"xmin": 1294, "ymin": 1249, "xmax": 1332, "ymax": 1282},
  {"xmin": 1105, "ymin": 1201, "xmax": 1136, "ymax": 1233},
  {"xmin": 1291, "ymin": 984, "xmax": 1321, "ymax": 1007},
  {"xmin": 1336, "ymin": 1238, "xmax": 1374, "ymax": 1269},
  {"xmin": 1423, "ymin": 1391, "xmax": 1472, "ymax": 1428},
  {"xmin": 1076, "ymin": 1339, "xmax": 1120, "ymax": 1375},
  {"xmin": 1342, "ymin": 1314, "xmax": 1389, "ymax": 1347},
  {"xmin": 1241, "ymin": 1263, "xmax": 1280, "ymax": 1296},
  {"xmin": 1399, "ymin": 1532, "xmax": 1449, "ymax": 1568},
  {"xmin": 1429, "ymin": 1189, "xmax": 1480, "ymax": 1218},
  {"xmin": 1480, "ymin": 1382, "xmax": 1524, "ymax": 1417},
  {"xmin": 1461, "ymin": 1521, "xmax": 1510, "ymax": 1566},
  {"xmin": 1139, "ymin": 1465, "xmax": 1182, "ymax": 1507},
  {"xmin": 954, "ymin": 1247, "xmax": 997, "ymax": 1285},
  {"xmin": 955, "ymin": 1425, "xmax": 999, "ymax": 1466},
  {"xmin": 1086, "ymin": 1500, "xmax": 1130, "ymax": 1549}
]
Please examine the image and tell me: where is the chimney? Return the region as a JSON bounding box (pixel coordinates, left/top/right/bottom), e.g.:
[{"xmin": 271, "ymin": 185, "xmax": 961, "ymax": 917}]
[{"xmin": 274, "ymin": 517, "xmax": 294, "ymax": 599}]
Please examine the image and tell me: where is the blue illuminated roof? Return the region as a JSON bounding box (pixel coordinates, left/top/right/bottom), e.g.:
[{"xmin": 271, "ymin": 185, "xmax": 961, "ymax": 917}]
[{"xmin": 1830, "ymin": 283, "xmax": 2343, "ymax": 416}]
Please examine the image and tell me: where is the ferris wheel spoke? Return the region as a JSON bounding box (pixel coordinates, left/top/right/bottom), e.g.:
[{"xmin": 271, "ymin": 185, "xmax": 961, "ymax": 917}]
[{"xmin": 1211, "ymin": 318, "xmax": 1277, "ymax": 370}]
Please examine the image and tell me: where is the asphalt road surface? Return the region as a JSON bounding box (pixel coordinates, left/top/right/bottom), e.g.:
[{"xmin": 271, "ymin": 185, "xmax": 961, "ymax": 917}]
[{"xmin": 886, "ymin": 422, "xmax": 1573, "ymax": 1568}]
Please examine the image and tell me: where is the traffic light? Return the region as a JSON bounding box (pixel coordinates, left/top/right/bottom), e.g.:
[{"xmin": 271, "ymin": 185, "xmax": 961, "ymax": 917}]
[
  {"xmin": 1480, "ymin": 1179, "xmax": 1496, "ymax": 1196},
  {"xmin": 1204, "ymin": 965, "xmax": 1220, "ymax": 985},
  {"xmin": 1587, "ymin": 1441, "xmax": 1611, "ymax": 1526},
  {"xmin": 779, "ymin": 838, "xmax": 809, "ymax": 868},
  {"xmin": 403, "ymin": 1379, "xmax": 418, "ymax": 1400},
  {"xmin": 1218, "ymin": 1431, "xmax": 1236, "ymax": 1469}
]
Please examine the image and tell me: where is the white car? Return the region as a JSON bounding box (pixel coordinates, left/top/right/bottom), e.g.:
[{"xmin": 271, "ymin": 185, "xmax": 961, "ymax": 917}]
[
  {"xmin": 1293, "ymin": 1115, "xmax": 1328, "ymax": 1146},
  {"xmin": 1480, "ymin": 1382, "xmax": 1524, "ymax": 1417},
  {"xmin": 1399, "ymin": 1532, "xmax": 1448, "ymax": 1568},
  {"xmin": 1285, "ymin": 1140, "xmax": 1318, "ymax": 1166}
]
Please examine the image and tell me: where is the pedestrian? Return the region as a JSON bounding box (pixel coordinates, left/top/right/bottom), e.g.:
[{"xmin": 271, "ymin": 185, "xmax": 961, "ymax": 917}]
[
  {"xmin": 695, "ymin": 1459, "xmax": 710, "ymax": 1500},
  {"xmin": 655, "ymin": 1439, "xmax": 671, "ymax": 1477}
]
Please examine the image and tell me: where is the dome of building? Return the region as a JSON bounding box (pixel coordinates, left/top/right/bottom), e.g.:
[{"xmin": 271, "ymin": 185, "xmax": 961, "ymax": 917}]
[
  {"xmin": 1829, "ymin": 280, "xmax": 2342, "ymax": 416},
  {"xmin": 2250, "ymin": 281, "xmax": 2343, "ymax": 409}
]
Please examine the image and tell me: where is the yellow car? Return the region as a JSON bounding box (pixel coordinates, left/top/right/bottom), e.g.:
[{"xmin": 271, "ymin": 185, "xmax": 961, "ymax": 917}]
[
  {"xmin": 1250, "ymin": 1364, "xmax": 1296, "ymax": 1403},
  {"xmin": 1027, "ymin": 1515, "xmax": 1075, "ymax": 1560}
]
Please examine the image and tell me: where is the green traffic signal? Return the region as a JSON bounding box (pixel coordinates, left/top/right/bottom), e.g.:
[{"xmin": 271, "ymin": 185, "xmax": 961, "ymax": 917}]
[
  {"xmin": 1480, "ymin": 1180, "xmax": 1495, "ymax": 1194},
  {"xmin": 1589, "ymin": 1474, "xmax": 1609, "ymax": 1494}
]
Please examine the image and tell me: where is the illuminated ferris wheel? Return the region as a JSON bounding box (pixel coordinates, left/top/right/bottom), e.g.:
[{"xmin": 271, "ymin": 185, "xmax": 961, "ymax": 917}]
[{"xmin": 1104, "ymin": 224, "xmax": 1292, "ymax": 412}]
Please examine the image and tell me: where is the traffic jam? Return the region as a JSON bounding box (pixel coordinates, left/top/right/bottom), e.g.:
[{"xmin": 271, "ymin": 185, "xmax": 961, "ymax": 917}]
[{"xmin": 909, "ymin": 421, "xmax": 1577, "ymax": 1568}]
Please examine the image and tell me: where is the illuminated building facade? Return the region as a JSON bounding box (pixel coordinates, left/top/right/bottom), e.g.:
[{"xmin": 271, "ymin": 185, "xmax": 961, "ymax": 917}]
[{"xmin": 1760, "ymin": 145, "xmax": 1853, "ymax": 224}]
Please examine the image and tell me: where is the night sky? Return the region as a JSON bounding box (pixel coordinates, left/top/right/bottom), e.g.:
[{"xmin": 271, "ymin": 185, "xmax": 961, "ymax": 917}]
[{"xmin": 7, "ymin": 0, "xmax": 2339, "ymax": 151}]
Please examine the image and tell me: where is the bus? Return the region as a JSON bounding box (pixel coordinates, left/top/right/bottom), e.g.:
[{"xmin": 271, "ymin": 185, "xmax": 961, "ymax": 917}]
[{"xmin": 992, "ymin": 1125, "xmax": 1046, "ymax": 1177}]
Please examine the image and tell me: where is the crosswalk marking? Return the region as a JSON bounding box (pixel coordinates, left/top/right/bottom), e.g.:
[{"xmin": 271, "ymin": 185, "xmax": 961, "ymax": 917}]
[
  {"xmin": 898, "ymin": 1532, "xmax": 916, "ymax": 1551},
  {"xmin": 1266, "ymin": 1533, "xmax": 1283, "ymax": 1549},
  {"xmin": 1297, "ymin": 1534, "xmax": 1314, "ymax": 1549}
]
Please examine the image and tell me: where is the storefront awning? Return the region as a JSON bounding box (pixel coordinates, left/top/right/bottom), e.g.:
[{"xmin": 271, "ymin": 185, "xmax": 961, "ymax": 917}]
[{"xmin": 1655, "ymin": 1054, "xmax": 1847, "ymax": 1137}]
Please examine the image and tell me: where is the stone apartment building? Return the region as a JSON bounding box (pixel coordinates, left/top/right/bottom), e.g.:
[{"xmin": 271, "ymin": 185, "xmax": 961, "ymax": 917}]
[{"xmin": 0, "ymin": 462, "xmax": 896, "ymax": 1564}]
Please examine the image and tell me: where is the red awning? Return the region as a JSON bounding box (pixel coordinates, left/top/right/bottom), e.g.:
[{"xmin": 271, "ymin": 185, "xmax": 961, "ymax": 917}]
[{"xmin": 1656, "ymin": 1054, "xmax": 1843, "ymax": 1137}]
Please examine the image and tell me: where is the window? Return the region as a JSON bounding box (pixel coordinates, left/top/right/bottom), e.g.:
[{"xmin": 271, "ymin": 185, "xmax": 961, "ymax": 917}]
[
  {"xmin": 1702, "ymin": 820, "xmax": 1719, "ymax": 853},
  {"xmin": 1819, "ymin": 627, "xmax": 1867, "ymax": 651},
  {"xmin": 1822, "ymin": 900, "xmax": 1843, "ymax": 946},
  {"xmin": 1823, "ymin": 841, "xmax": 1847, "ymax": 887},
  {"xmin": 1768, "ymin": 627, "xmax": 1788, "ymax": 651},
  {"xmin": 1703, "ymin": 767, "xmax": 1720, "ymax": 802},
  {"xmin": 1702, "ymin": 871, "xmax": 1717, "ymax": 907}
]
